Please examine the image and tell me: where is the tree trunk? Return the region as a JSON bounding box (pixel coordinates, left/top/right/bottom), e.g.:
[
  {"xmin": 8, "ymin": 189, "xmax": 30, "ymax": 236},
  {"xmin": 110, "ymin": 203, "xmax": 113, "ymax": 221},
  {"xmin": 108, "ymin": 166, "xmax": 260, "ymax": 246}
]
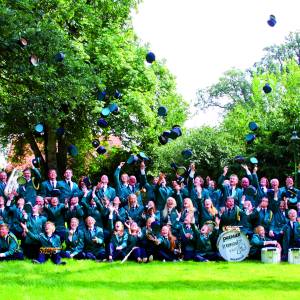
[
  {"xmin": 57, "ymin": 133, "xmax": 67, "ymax": 177},
  {"xmin": 45, "ymin": 126, "xmax": 58, "ymax": 172},
  {"xmin": 25, "ymin": 131, "xmax": 47, "ymax": 178}
]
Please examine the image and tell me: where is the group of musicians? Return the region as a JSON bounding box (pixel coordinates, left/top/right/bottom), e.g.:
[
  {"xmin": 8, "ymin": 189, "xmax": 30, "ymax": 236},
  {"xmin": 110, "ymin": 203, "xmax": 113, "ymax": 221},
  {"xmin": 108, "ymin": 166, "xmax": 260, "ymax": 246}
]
[{"xmin": 0, "ymin": 160, "xmax": 299, "ymax": 264}]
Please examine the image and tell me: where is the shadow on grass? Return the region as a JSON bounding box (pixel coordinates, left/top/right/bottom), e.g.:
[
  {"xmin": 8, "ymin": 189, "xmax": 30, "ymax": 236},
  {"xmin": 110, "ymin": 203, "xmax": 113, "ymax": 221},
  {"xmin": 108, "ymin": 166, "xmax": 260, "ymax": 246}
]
[{"xmin": 3, "ymin": 277, "xmax": 300, "ymax": 291}]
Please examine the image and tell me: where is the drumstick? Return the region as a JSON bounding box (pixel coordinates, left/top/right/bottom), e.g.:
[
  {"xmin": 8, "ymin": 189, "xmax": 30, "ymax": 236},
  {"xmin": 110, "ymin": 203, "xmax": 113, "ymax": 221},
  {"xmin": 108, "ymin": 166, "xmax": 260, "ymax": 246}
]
[{"xmin": 121, "ymin": 247, "xmax": 138, "ymax": 264}]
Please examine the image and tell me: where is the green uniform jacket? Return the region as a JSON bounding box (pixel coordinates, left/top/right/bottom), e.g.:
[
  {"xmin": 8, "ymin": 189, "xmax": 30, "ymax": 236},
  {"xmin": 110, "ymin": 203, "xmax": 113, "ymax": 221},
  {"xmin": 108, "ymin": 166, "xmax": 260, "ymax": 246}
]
[
  {"xmin": 198, "ymin": 205, "xmax": 217, "ymax": 227},
  {"xmin": 24, "ymin": 214, "xmax": 47, "ymax": 245},
  {"xmin": 270, "ymin": 211, "xmax": 288, "ymax": 234},
  {"xmin": 160, "ymin": 208, "xmax": 180, "ymax": 232},
  {"xmin": 114, "ymin": 167, "xmax": 143, "ymax": 204},
  {"xmin": 83, "ymin": 226, "xmax": 105, "ymax": 255},
  {"xmin": 44, "ymin": 204, "xmax": 67, "ymax": 231},
  {"xmin": 17, "ymin": 168, "xmax": 41, "ymax": 205},
  {"xmin": 191, "ymin": 224, "xmax": 217, "ymax": 255},
  {"xmin": 179, "ymin": 223, "xmax": 195, "ymax": 251},
  {"xmin": 95, "ymin": 186, "xmax": 116, "ymax": 203},
  {"xmin": 65, "ymin": 229, "xmax": 84, "ymax": 256},
  {"xmin": 250, "ymin": 234, "xmax": 273, "ymax": 256},
  {"xmin": 282, "ymin": 221, "xmax": 300, "ymax": 255},
  {"xmin": 58, "ymin": 180, "xmax": 83, "ymax": 202},
  {"xmin": 155, "ymin": 185, "xmax": 174, "ymax": 211},
  {"xmin": 219, "ymin": 206, "xmax": 243, "ymax": 230},
  {"xmin": 252, "ymin": 208, "xmax": 273, "ymax": 231},
  {"xmin": 0, "ymin": 232, "xmax": 21, "ymax": 257},
  {"xmin": 218, "ymin": 174, "xmax": 243, "ymax": 208},
  {"xmin": 6, "ymin": 205, "xmax": 26, "ymax": 234},
  {"xmin": 81, "ymin": 197, "xmax": 104, "ymax": 227},
  {"xmin": 124, "ymin": 205, "xmax": 144, "ymax": 226},
  {"xmin": 64, "ymin": 204, "xmax": 85, "ymax": 228},
  {"xmin": 26, "ymin": 231, "xmax": 61, "ymax": 248}
]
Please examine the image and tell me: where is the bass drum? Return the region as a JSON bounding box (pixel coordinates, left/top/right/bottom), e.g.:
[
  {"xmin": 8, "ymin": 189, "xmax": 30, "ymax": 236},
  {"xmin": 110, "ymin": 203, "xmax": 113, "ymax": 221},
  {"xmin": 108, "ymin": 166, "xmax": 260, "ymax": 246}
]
[{"xmin": 217, "ymin": 230, "xmax": 250, "ymax": 262}]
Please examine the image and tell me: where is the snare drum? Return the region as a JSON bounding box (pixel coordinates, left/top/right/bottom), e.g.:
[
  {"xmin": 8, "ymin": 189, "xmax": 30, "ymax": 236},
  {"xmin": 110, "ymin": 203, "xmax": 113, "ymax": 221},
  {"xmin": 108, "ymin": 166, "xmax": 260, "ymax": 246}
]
[
  {"xmin": 261, "ymin": 247, "xmax": 281, "ymax": 263},
  {"xmin": 288, "ymin": 248, "xmax": 300, "ymax": 264},
  {"xmin": 217, "ymin": 230, "xmax": 250, "ymax": 262}
]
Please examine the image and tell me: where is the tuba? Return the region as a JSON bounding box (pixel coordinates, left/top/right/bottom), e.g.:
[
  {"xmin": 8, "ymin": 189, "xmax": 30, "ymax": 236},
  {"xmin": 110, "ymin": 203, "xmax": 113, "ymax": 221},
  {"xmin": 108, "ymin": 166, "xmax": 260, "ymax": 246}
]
[{"xmin": 4, "ymin": 168, "xmax": 24, "ymax": 197}]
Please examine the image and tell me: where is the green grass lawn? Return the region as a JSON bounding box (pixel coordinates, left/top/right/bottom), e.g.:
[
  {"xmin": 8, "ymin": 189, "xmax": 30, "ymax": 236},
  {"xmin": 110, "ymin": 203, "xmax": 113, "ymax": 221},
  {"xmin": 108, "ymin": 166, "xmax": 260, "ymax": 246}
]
[{"xmin": 0, "ymin": 260, "xmax": 299, "ymax": 300}]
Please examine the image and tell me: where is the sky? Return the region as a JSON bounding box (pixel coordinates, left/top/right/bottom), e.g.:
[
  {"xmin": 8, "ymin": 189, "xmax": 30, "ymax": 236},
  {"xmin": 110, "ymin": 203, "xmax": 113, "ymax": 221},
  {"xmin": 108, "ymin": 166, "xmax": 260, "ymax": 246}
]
[{"xmin": 132, "ymin": 0, "xmax": 300, "ymax": 128}]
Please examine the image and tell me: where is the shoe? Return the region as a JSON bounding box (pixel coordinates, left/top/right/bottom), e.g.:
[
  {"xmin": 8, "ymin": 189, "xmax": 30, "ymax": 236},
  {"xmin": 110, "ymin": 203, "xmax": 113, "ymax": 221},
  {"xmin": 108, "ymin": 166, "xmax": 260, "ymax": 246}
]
[
  {"xmin": 148, "ymin": 255, "xmax": 153, "ymax": 262},
  {"xmin": 142, "ymin": 257, "xmax": 148, "ymax": 263},
  {"xmin": 57, "ymin": 261, "xmax": 66, "ymax": 265},
  {"xmin": 137, "ymin": 257, "xmax": 142, "ymax": 263},
  {"xmin": 162, "ymin": 259, "xmax": 166, "ymax": 263},
  {"xmin": 108, "ymin": 258, "xmax": 113, "ymax": 263},
  {"xmin": 32, "ymin": 259, "xmax": 41, "ymax": 264}
]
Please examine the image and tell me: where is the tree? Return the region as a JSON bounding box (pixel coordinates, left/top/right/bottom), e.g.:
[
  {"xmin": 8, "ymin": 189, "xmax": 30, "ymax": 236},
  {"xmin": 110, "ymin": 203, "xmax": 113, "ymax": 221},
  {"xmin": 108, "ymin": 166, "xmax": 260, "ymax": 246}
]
[
  {"xmin": 194, "ymin": 68, "xmax": 252, "ymax": 111},
  {"xmin": 0, "ymin": 0, "xmax": 188, "ymax": 177}
]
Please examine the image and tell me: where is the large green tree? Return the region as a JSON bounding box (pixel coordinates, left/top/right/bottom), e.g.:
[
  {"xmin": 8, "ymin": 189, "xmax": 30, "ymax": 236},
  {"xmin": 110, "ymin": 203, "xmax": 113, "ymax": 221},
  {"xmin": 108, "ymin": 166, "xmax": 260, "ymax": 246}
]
[{"xmin": 0, "ymin": 0, "xmax": 187, "ymax": 177}]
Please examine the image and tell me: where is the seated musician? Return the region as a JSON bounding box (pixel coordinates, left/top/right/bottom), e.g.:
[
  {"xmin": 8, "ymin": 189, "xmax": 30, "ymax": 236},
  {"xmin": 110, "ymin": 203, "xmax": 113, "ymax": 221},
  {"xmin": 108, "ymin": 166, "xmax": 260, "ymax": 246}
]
[
  {"xmin": 82, "ymin": 216, "xmax": 106, "ymax": 261},
  {"xmin": 178, "ymin": 213, "xmax": 195, "ymax": 261},
  {"xmin": 153, "ymin": 225, "xmax": 180, "ymax": 262},
  {"xmin": 160, "ymin": 197, "xmax": 180, "ymax": 237},
  {"xmin": 108, "ymin": 207, "xmax": 128, "ymax": 262},
  {"xmin": 191, "ymin": 221, "xmax": 219, "ymax": 262},
  {"xmin": 250, "ymin": 225, "xmax": 280, "ymax": 260},
  {"xmin": 125, "ymin": 221, "xmax": 148, "ymax": 263},
  {"xmin": 0, "ymin": 223, "xmax": 24, "ymax": 261},
  {"xmin": 61, "ymin": 217, "xmax": 85, "ymax": 259},
  {"xmin": 20, "ymin": 221, "xmax": 65, "ymax": 265}
]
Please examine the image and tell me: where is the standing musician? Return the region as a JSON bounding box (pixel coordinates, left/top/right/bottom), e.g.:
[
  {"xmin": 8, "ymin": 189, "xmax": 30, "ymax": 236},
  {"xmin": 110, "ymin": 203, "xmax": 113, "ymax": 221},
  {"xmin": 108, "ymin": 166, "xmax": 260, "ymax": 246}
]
[
  {"xmin": 40, "ymin": 169, "xmax": 60, "ymax": 200},
  {"xmin": 282, "ymin": 209, "xmax": 300, "ymax": 260},
  {"xmin": 280, "ymin": 176, "xmax": 299, "ymax": 210},
  {"xmin": 58, "ymin": 169, "xmax": 83, "ymax": 203},
  {"xmin": 17, "ymin": 167, "xmax": 41, "ymax": 206},
  {"xmin": 218, "ymin": 166, "xmax": 243, "ymax": 208},
  {"xmin": 219, "ymin": 196, "xmax": 243, "ymax": 231},
  {"xmin": 94, "ymin": 175, "xmax": 116, "ymax": 203},
  {"xmin": 188, "ymin": 163, "xmax": 209, "ymax": 209}
]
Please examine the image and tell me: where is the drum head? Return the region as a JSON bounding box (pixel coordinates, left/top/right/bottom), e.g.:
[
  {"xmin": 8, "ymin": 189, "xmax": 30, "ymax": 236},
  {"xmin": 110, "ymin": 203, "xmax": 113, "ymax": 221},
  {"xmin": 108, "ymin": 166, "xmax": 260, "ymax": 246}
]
[{"xmin": 217, "ymin": 230, "xmax": 250, "ymax": 262}]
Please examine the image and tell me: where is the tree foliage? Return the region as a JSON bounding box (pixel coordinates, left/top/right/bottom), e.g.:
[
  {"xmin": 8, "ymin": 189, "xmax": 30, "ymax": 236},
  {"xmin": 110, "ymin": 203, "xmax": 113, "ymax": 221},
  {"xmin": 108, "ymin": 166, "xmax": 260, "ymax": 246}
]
[{"xmin": 0, "ymin": 0, "xmax": 188, "ymax": 177}]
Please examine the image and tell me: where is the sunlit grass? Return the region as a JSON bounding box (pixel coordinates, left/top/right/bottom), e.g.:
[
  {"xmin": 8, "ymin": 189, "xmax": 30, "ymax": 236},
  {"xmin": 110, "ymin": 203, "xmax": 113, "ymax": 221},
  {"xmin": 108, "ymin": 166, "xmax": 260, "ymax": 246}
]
[{"xmin": 0, "ymin": 260, "xmax": 299, "ymax": 299}]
